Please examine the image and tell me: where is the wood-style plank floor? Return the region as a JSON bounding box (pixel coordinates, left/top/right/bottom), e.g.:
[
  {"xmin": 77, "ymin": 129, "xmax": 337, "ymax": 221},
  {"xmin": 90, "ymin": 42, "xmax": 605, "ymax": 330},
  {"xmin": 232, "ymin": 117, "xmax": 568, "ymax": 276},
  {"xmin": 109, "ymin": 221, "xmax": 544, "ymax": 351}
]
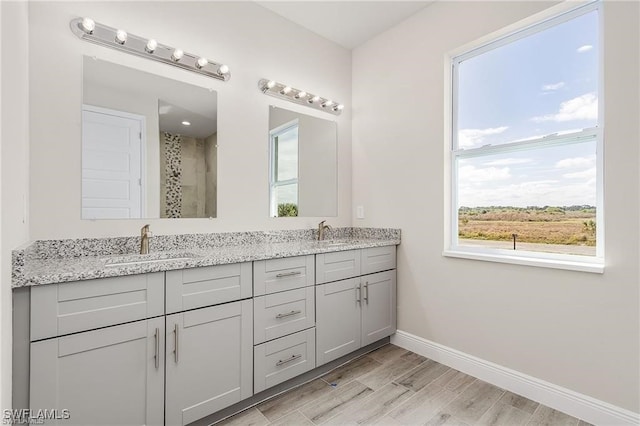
[{"xmin": 217, "ymin": 344, "xmax": 592, "ymax": 426}]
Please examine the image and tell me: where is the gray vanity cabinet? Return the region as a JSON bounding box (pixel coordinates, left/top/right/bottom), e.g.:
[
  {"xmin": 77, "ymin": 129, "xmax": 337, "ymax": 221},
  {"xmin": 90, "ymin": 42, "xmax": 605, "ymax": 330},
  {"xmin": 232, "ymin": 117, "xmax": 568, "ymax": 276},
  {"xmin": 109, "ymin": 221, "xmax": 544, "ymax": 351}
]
[
  {"xmin": 165, "ymin": 299, "xmax": 253, "ymax": 426},
  {"xmin": 30, "ymin": 317, "xmax": 165, "ymax": 426},
  {"xmin": 316, "ymin": 246, "xmax": 397, "ymax": 366}
]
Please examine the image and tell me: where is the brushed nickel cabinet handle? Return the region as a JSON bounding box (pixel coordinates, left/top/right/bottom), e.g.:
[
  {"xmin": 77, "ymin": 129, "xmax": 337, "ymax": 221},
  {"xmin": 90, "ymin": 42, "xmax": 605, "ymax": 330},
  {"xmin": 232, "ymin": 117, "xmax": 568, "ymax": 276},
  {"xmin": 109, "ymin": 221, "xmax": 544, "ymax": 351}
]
[
  {"xmin": 356, "ymin": 284, "xmax": 361, "ymax": 304},
  {"xmin": 276, "ymin": 354, "xmax": 302, "ymax": 366},
  {"xmin": 173, "ymin": 323, "xmax": 179, "ymax": 364},
  {"xmin": 276, "ymin": 271, "xmax": 302, "ymax": 278},
  {"xmin": 154, "ymin": 327, "xmax": 159, "ymax": 369},
  {"xmin": 276, "ymin": 310, "xmax": 302, "ymax": 319},
  {"xmin": 364, "ymin": 281, "xmax": 369, "ymax": 304}
]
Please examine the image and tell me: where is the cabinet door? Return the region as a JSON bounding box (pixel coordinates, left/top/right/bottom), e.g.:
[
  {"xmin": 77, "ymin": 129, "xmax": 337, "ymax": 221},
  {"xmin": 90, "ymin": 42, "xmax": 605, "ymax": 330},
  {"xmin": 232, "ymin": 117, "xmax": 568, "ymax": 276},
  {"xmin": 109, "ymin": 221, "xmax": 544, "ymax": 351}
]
[
  {"xmin": 361, "ymin": 270, "xmax": 397, "ymax": 346},
  {"xmin": 30, "ymin": 318, "xmax": 164, "ymax": 425},
  {"xmin": 315, "ymin": 278, "xmax": 361, "ymax": 366},
  {"xmin": 165, "ymin": 300, "xmax": 253, "ymax": 426}
]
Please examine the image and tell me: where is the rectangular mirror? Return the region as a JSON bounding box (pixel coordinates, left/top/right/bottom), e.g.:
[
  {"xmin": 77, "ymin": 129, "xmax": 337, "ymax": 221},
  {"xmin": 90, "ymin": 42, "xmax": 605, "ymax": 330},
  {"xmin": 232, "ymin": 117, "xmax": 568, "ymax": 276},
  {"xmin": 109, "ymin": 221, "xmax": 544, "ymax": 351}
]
[
  {"xmin": 82, "ymin": 56, "xmax": 218, "ymax": 219},
  {"xmin": 269, "ymin": 106, "xmax": 337, "ymax": 217}
]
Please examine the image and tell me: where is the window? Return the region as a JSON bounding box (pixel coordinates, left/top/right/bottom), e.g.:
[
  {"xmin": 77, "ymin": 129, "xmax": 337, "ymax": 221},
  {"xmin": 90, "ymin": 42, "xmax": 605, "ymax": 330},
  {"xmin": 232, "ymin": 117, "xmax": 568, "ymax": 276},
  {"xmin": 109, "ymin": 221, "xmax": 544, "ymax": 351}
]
[
  {"xmin": 447, "ymin": 2, "xmax": 603, "ymax": 272},
  {"xmin": 270, "ymin": 120, "xmax": 299, "ymax": 217}
]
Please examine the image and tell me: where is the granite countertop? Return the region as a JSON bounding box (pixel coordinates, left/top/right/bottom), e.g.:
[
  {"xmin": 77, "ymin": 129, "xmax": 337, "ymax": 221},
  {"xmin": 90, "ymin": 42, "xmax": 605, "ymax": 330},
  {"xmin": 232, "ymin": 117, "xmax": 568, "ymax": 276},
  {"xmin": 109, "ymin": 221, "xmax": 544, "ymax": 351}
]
[{"xmin": 12, "ymin": 228, "xmax": 400, "ymax": 288}]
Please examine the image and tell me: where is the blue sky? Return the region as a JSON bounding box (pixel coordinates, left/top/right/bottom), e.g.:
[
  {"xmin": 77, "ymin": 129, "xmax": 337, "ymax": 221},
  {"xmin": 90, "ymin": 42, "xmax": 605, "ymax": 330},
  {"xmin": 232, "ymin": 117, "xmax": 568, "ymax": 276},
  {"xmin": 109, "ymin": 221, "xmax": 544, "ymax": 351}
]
[{"xmin": 456, "ymin": 9, "xmax": 598, "ymax": 208}]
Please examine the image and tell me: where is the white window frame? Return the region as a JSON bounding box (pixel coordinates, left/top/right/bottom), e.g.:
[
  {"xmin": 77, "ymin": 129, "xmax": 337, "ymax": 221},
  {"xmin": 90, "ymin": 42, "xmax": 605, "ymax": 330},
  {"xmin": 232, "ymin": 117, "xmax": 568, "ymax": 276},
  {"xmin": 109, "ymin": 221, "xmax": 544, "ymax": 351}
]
[
  {"xmin": 269, "ymin": 119, "xmax": 299, "ymax": 217},
  {"xmin": 443, "ymin": 1, "xmax": 604, "ymax": 273}
]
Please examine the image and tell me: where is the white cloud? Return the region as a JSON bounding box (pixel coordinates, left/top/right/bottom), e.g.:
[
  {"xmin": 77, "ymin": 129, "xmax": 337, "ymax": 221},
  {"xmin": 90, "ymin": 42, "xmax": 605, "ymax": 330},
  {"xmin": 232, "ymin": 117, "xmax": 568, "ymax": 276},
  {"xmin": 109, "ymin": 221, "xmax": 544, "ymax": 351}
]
[
  {"xmin": 563, "ymin": 167, "xmax": 596, "ymax": 180},
  {"xmin": 531, "ymin": 93, "xmax": 597, "ymax": 123},
  {"xmin": 458, "ymin": 126, "xmax": 508, "ymax": 148},
  {"xmin": 484, "ymin": 158, "xmax": 533, "ymax": 166},
  {"xmin": 577, "ymin": 45, "xmax": 593, "ymax": 53},
  {"xmin": 542, "ymin": 82, "xmax": 565, "ymax": 91},
  {"xmin": 555, "ymin": 155, "xmax": 596, "ymax": 169},
  {"xmin": 458, "ymin": 179, "xmax": 595, "ymax": 208},
  {"xmin": 458, "ymin": 165, "xmax": 511, "ymax": 182}
]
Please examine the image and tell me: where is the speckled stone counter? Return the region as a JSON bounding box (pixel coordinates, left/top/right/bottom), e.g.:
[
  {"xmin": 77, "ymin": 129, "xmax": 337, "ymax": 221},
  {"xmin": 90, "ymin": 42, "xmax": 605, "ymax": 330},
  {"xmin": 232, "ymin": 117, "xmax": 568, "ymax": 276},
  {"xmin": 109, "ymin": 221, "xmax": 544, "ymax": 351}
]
[{"xmin": 12, "ymin": 227, "xmax": 400, "ymax": 287}]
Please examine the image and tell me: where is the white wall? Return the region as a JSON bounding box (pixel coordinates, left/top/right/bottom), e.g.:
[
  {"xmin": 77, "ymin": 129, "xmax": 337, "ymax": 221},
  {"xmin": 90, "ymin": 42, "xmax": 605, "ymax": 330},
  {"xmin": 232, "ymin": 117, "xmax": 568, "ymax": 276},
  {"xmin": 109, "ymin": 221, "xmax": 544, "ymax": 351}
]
[
  {"xmin": 28, "ymin": 1, "xmax": 352, "ymax": 239},
  {"xmin": 1, "ymin": 1, "xmax": 31, "ymax": 410},
  {"xmin": 353, "ymin": 0, "xmax": 639, "ymax": 413}
]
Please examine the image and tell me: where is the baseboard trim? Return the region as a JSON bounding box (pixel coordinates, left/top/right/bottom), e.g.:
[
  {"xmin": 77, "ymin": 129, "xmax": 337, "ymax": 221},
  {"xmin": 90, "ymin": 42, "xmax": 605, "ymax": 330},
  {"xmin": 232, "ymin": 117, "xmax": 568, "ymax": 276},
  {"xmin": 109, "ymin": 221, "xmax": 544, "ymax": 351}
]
[{"xmin": 391, "ymin": 330, "xmax": 639, "ymax": 426}]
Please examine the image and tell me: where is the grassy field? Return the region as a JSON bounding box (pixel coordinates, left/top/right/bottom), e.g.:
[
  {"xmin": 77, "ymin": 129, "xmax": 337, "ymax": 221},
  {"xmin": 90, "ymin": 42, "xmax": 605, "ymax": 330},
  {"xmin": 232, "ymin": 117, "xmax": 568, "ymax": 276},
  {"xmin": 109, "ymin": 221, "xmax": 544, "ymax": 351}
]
[{"xmin": 458, "ymin": 206, "xmax": 596, "ymax": 246}]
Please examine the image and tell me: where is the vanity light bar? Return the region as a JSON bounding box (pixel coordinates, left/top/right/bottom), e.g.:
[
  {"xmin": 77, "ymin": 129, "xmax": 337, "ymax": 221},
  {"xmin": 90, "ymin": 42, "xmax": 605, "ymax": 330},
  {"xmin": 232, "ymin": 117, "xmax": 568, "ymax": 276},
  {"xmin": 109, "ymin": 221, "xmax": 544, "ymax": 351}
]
[
  {"xmin": 70, "ymin": 18, "xmax": 230, "ymax": 82},
  {"xmin": 258, "ymin": 79, "xmax": 344, "ymax": 115}
]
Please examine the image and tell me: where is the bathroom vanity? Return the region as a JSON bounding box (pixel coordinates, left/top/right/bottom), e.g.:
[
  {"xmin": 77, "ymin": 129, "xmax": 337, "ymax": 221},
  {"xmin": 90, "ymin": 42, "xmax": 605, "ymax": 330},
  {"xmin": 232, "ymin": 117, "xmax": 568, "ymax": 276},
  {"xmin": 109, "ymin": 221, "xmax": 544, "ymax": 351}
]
[{"xmin": 12, "ymin": 228, "xmax": 399, "ymax": 425}]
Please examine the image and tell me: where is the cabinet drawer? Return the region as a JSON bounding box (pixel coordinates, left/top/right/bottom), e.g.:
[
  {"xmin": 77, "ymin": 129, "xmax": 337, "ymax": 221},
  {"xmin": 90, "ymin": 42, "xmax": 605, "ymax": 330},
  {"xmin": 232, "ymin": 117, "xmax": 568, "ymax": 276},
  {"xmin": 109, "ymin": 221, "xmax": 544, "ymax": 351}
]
[
  {"xmin": 254, "ymin": 328, "xmax": 316, "ymax": 394},
  {"xmin": 361, "ymin": 246, "xmax": 396, "ymax": 275},
  {"xmin": 254, "ymin": 287, "xmax": 315, "ymax": 344},
  {"xmin": 254, "ymin": 255, "xmax": 314, "ymax": 296},
  {"xmin": 166, "ymin": 262, "xmax": 252, "ymax": 314},
  {"xmin": 31, "ymin": 273, "xmax": 164, "ymax": 341},
  {"xmin": 316, "ymin": 250, "xmax": 361, "ymax": 284}
]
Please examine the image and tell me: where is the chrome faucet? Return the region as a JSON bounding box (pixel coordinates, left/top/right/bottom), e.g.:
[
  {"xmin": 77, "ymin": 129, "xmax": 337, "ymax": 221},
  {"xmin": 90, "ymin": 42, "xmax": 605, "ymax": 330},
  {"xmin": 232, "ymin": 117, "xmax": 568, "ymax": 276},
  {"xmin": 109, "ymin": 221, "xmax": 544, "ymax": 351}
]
[
  {"xmin": 317, "ymin": 220, "xmax": 332, "ymax": 241},
  {"xmin": 140, "ymin": 224, "xmax": 151, "ymax": 255}
]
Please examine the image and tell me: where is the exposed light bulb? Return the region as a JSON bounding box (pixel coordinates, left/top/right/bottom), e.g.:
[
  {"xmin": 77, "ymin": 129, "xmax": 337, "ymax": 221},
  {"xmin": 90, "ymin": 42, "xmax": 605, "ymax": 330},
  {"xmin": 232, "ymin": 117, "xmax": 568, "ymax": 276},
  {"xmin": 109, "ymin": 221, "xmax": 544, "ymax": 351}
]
[
  {"xmin": 181, "ymin": 121, "xmax": 191, "ymax": 126},
  {"xmin": 217, "ymin": 64, "xmax": 229, "ymax": 75},
  {"xmin": 196, "ymin": 57, "xmax": 208, "ymax": 69},
  {"xmin": 171, "ymin": 49, "xmax": 184, "ymax": 62},
  {"xmin": 81, "ymin": 17, "xmax": 95, "ymax": 34},
  {"xmin": 322, "ymin": 100, "xmax": 334, "ymax": 108},
  {"xmin": 334, "ymin": 104, "xmax": 345, "ymax": 111},
  {"xmin": 280, "ymin": 86, "xmax": 292, "ymax": 95},
  {"xmin": 309, "ymin": 95, "xmax": 320, "ymax": 103},
  {"xmin": 145, "ymin": 39, "xmax": 157, "ymax": 53},
  {"xmin": 115, "ymin": 30, "xmax": 128, "ymax": 44},
  {"xmin": 295, "ymin": 91, "xmax": 307, "ymax": 99},
  {"xmin": 262, "ymin": 80, "xmax": 276, "ymax": 93}
]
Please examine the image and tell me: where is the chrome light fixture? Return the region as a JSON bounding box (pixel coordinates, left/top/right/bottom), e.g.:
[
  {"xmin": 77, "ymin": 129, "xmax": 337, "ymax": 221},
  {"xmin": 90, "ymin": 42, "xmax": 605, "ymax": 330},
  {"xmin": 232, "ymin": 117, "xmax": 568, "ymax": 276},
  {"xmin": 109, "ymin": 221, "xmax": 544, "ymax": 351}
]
[
  {"xmin": 70, "ymin": 17, "xmax": 231, "ymax": 81},
  {"xmin": 258, "ymin": 79, "xmax": 344, "ymax": 115}
]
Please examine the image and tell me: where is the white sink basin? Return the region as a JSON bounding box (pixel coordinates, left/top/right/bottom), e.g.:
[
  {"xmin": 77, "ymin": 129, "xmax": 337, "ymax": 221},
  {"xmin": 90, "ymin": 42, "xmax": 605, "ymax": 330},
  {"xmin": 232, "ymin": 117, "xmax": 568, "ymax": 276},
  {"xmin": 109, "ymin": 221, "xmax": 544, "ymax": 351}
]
[{"xmin": 104, "ymin": 252, "xmax": 198, "ymax": 268}]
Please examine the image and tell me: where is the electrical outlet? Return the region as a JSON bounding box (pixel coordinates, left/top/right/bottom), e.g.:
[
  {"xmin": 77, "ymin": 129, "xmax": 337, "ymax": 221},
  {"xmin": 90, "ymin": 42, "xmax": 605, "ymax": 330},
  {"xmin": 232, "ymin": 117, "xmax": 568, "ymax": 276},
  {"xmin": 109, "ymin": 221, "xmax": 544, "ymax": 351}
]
[{"xmin": 356, "ymin": 205, "xmax": 365, "ymax": 219}]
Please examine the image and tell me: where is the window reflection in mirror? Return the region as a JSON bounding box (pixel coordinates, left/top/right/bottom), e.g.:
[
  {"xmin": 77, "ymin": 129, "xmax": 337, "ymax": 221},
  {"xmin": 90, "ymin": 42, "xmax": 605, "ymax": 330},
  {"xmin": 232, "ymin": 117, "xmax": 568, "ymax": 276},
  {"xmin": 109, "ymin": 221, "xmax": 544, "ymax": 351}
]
[
  {"xmin": 268, "ymin": 106, "xmax": 337, "ymax": 218},
  {"xmin": 270, "ymin": 120, "xmax": 299, "ymax": 217},
  {"xmin": 82, "ymin": 56, "xmax": 217, "ymax": 219}
]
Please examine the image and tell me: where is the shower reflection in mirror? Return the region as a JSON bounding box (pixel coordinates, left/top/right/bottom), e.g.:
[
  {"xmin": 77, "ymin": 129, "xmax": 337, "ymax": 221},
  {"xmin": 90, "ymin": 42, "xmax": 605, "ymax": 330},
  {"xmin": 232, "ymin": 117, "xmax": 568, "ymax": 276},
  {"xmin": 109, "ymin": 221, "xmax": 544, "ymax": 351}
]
[{"xmin": 81, "ymin": 56, "xmax": 217, "ymax": 220}]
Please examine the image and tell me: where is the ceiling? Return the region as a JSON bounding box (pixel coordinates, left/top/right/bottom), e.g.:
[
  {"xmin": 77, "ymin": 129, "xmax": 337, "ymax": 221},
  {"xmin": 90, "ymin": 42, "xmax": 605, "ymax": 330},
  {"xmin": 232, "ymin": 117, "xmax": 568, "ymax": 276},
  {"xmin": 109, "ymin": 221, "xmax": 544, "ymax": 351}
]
[
  {"xmin": 84, "ymin": 57, "xmax": 218, "ymax": 140},
  {"xmin": 256, "ymin": 1, "xmax": 434, "ymax": 49}
]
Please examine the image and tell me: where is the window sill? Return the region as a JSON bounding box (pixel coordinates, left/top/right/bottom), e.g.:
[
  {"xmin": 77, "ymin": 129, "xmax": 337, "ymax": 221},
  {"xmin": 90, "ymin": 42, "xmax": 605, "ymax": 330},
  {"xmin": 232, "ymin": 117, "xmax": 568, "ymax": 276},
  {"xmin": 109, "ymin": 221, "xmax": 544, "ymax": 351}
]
[{"xmin": 442, "ymin": 249, "xmax": 604, "ymax": 274}]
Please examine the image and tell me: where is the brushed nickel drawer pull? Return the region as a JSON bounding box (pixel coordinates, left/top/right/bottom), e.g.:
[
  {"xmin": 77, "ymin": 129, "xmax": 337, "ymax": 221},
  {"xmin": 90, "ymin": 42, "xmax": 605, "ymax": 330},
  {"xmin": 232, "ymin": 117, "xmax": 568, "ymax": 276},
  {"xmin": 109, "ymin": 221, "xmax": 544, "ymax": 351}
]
[
  {"xmin": 173, "ymin": 323, "xmax": 179, "ymax": 364},
  {"xmin": 276, "ymin": 354, "xmax": 302, "ymax": 366},
  {"xmin": 364, "ymin": 281, "xmax": 369, "ymax": 304},
  {"xmin": 276, "ymin": 310, "xmax": 302, "ymax": 319},
  {"xmin": 276, "ymin": 271, "xmax": 302, "ymax": 278},
  {"xmin": 356, "ymin": 285, "xmax": 361, "ymax": 304},
  {"xmin": 154, "ymin": 327, "xmax": 160, "ymax": 369}
]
